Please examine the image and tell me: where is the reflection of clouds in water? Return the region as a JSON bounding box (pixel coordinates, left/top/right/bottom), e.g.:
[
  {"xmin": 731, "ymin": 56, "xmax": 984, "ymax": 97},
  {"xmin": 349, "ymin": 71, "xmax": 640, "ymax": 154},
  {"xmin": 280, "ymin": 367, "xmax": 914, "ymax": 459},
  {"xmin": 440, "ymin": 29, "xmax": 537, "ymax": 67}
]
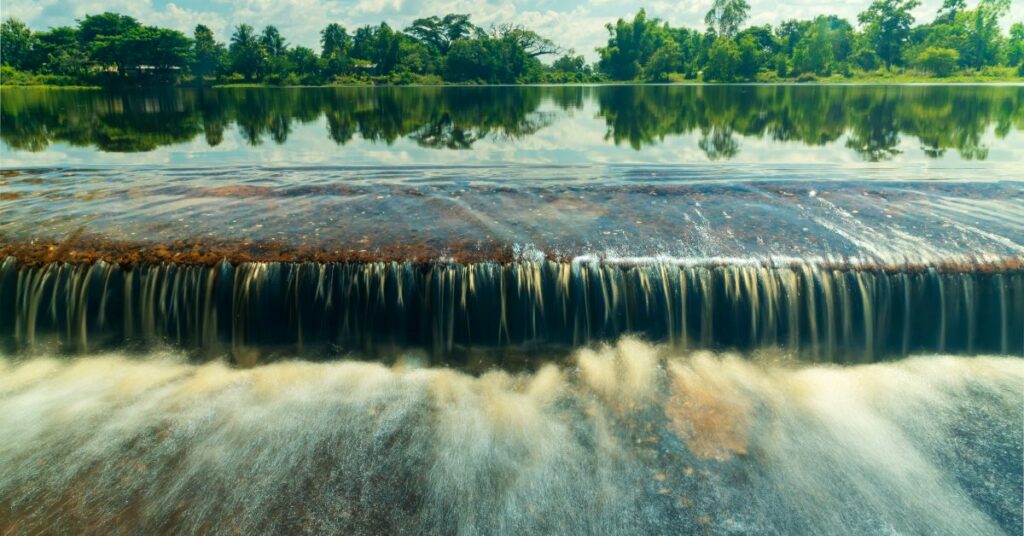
[
  {"xmin": 2, "ymin": 86, "xmax": 1023, "ymax": 169},
  {"xmin": 1, "ymin": 340, "xmax": 1020, "ymax": 534}
]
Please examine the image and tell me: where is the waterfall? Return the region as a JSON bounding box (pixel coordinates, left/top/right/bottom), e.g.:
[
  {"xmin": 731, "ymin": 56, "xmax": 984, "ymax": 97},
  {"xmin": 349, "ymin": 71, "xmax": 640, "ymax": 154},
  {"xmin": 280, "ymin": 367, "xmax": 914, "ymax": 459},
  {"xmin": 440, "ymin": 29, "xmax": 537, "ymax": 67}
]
[{"xmin": 3, "ymin": 257, "xmax": 1021, "ymax": 363}]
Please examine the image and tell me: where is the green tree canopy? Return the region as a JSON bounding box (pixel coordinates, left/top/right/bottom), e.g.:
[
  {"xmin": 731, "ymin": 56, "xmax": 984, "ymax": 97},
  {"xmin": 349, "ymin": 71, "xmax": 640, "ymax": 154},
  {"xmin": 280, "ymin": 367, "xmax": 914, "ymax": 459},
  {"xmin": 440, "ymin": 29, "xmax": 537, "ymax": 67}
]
[
  {"xmin": 705, "ymin": 0, "xmax": 751, "ymax": 38},
  {"xmin": 857, "ymin": 0, "xmax": 920, "ymax": 68},
  {"xmin": 229, "ymin": 24, "xmax": 266, "ymax": 80},
  {"xmin": 193, "ymin": 25, "xmax": 226, "ymax": 80},
  {"xmin": 915, "ymin": 46, "xmax": 959, "ymax": 76},
  {"xmin": 597, "ymin": 10, "xmax": 672, "ymax": 80},
  {"xmin": 1, "ymin": 18, "xmax": 36, "ymax": 70}
]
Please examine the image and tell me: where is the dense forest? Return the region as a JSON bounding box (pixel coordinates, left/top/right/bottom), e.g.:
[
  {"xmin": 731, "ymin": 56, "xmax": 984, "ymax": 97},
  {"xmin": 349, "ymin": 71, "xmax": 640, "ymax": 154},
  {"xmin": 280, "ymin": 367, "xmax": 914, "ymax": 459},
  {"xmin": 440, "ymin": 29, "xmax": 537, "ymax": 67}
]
[{"xmin": 1, "ymin": 0, "xmax": 1022, "ymax": 85}]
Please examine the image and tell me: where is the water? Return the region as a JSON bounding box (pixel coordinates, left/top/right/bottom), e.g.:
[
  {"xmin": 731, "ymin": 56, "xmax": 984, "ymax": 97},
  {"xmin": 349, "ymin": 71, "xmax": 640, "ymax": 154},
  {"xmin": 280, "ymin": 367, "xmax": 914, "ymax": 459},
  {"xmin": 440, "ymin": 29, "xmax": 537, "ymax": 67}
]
[
  {"xmin": 1, "ymin": 343, "xmax": 1021, "ymax": 534},
  {"xmin": 2, "ymin": 85, "xmax": 1022, "ymax": 167},
  {"xmin": 1, "ymin": 85, "xmax": 1022, "ymax": 534}
]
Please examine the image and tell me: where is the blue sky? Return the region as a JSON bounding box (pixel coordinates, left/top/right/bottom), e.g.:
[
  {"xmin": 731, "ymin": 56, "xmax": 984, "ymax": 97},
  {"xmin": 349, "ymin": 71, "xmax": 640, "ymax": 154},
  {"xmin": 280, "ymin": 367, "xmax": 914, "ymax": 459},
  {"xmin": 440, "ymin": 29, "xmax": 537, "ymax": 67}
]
[{"xmin": 5, "ymin": 0, "xmax": 1022, "ymax": 61}]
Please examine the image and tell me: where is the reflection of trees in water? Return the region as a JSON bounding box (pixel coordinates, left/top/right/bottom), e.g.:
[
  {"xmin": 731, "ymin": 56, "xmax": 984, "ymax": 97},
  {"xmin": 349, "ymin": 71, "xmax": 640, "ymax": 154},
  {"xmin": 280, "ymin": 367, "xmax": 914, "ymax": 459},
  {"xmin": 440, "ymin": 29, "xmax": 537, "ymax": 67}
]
[
  {"xmin": 595, "ymin": 85, "xmax": 1023, "ymax": 161},
  {"xmin": 0, "ymin": 89, "xmax": 204, "ymax": 152},
  {"xmin": 1, "ymin": 85, "xmax": 1021, "ymax": 160},
  {"xmin": 698, "ymin": 126, "xmax": 739, "ymax": 160}
]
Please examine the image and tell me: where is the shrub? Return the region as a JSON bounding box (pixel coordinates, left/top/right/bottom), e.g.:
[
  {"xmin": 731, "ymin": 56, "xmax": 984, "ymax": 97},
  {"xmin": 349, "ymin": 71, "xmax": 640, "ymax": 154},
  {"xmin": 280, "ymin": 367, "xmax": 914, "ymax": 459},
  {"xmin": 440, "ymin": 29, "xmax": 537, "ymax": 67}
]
[
  {"xmin": 915, "ymin": 47, "xmax": 959, "ymax": 77},
  {"xmin": 704, "ymin": 38, "xmax": 740, "ymax": 82}
]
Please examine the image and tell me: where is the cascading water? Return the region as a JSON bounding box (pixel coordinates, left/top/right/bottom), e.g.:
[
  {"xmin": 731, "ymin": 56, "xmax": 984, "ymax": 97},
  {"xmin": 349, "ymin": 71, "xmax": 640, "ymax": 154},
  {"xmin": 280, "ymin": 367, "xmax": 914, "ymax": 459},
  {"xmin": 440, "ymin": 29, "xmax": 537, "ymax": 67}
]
[
  {"xmin": 2, "ymin": 84, "xmax": 1023, "ymax": 535},
  {"xmin": 2, "ymin": 258, "xmax": 1022, "ymax": 363}
]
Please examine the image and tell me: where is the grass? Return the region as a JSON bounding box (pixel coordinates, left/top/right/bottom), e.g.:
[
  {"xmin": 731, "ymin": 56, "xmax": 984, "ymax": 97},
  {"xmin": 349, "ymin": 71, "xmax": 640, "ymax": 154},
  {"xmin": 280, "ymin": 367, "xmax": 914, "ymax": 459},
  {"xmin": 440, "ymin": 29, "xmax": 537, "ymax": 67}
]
[{"xmin": 2, "ymin": 66, "xmax": 1021, "ymax": 90}]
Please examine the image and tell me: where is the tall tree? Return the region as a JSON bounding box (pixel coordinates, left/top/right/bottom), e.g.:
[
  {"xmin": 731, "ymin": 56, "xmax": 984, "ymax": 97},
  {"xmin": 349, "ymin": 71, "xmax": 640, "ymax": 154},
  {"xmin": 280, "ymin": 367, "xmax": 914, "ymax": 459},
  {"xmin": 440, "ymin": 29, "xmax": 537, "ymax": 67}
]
[
  {"xmin": 260, "ymin": 25, "xmax": 287, "ymax": 58},
  {"xmin": 491, "ymin": 24, "xmax": 560, "ymax": 58},
  {"xmin": 320, "ymin": 23, "xmax": 350, "ymax": 58},
  {"xmin": 960, "ymin": 0, "xmax": 1010, "ymax": 69},
  {"xmin": 1, "ymin": 18, "xmax": 36, "ymax": 70},
  {"xmin": 935, "ymin": 0, "xmax": 966, "ymax": 24},
  {"xmin": 705, "ymin": 0, "xmax": 751, "ymax": 38},
  {"xmin": 1007, "ymin": 23, "xmax": 1024, "ymax": 68},
  {"xmin": 229, "ymin": 24, "xmax": 266, "ymax": 80},
  {"xmin": 77, "ymin": 12, "xmax": 140, "ymax": 45},
  {"xmin": 597, "ymin": 10, "xmax": 672, "ymax": 80},
  {"xmin": 793, "ymin": 18, "xmax": 836, "ymax": 74},
  {"xmin": 192, "ymin": 25, "xmax": 226, "ymax": 80},
  {"xmin": 31, "ymin": 26, "xmax": 84, "ymax": 74},
  {"xmin": 405, "ymin": 14, "xmax": 477, "ymax": 55},
  {"xmin": 857, "ymin": 0, "xmax": 920, "ymax": 68}
]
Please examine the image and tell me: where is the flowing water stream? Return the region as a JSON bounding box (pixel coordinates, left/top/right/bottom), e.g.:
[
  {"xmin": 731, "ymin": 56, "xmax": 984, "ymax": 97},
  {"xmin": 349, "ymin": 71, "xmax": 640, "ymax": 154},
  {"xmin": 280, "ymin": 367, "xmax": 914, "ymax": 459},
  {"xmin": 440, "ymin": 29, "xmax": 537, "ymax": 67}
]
[{"xmin": 1, "ymin": 85, "xmax": 1022, "ymax": 534}]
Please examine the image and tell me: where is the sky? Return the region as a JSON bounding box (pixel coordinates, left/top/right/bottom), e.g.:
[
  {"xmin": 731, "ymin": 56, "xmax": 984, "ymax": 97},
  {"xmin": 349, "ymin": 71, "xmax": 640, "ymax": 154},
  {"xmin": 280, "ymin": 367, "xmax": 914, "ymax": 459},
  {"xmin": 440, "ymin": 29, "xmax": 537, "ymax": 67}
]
[{"xmin": 4, "ymin": 0, "xmax": 1023, "ymax": 62}]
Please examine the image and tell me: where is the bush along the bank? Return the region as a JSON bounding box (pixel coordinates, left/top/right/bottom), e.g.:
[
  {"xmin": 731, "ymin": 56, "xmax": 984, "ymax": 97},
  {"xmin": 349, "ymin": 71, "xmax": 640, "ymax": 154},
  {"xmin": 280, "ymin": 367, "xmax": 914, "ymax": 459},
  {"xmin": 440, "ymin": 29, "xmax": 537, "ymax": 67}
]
[{"xmin": 1, "ymin": 1, "xmax": 1022, "ymax": 87}]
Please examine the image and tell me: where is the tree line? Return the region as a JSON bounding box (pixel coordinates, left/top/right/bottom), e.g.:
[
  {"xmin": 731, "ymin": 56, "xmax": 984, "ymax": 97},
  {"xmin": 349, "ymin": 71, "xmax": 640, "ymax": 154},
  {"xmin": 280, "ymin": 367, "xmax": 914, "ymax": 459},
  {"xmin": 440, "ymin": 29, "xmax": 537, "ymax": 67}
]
[{"xmin": 1, "ymin": 0, "xmax": 1022, "ymax": 86}]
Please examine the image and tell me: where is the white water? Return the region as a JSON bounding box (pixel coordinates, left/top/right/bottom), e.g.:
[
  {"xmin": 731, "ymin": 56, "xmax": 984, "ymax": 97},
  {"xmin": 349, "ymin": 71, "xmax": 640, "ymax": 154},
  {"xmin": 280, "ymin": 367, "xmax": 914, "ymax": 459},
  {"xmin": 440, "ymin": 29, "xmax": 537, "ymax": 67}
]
[{"xmin": 1, "ymin": 340, "xmax": 1021, "ymax": 534}]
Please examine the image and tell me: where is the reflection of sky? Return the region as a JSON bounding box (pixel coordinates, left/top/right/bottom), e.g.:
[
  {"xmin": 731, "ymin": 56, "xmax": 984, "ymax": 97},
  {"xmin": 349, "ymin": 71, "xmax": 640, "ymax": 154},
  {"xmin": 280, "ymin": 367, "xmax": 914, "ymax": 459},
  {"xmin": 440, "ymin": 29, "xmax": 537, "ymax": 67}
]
[{"xmin": 4, "ymin": 96, "xmax": 1024, "ymax": 172}]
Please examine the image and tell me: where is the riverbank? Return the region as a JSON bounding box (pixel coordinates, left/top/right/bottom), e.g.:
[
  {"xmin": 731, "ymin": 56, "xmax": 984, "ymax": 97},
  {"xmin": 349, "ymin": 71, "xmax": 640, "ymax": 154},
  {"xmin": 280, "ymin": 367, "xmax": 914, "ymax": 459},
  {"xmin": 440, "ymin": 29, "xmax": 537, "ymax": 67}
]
[{"xmin": 3, "ymin": 72, "xmax": 1022, "ymax": 90}]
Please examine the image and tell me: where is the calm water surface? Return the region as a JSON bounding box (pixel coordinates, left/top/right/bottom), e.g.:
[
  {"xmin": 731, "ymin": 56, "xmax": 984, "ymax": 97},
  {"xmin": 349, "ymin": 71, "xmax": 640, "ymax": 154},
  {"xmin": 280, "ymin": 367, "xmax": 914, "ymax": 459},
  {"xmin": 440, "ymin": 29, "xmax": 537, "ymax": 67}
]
[{"xmin": 2, "ymin": 84, "xmax": 1023, "ymax": 168}]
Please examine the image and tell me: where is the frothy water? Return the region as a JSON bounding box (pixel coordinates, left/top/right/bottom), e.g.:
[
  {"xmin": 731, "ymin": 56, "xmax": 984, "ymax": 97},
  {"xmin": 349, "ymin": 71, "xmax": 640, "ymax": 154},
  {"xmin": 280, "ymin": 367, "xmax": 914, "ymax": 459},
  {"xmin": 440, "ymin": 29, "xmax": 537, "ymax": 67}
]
[{"xmin": 1, "ymin": 341, "xmax": 1020, "ymax": 534}]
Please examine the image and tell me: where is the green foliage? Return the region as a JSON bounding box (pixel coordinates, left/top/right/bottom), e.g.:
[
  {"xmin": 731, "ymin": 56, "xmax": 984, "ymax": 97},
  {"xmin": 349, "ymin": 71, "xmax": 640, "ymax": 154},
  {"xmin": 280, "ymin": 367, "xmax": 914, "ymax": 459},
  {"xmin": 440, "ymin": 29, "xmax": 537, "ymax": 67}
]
[
  {"xmin": 552, "ymin": 52, "xmax": 587, "ymax": 73},
  {"xmin": 736, "ymin": 36, "xmax": 761, "ymax": 80},
  {"xmin": 958, "ymin": 0, "xmax": 1009, "ymax": 69},
  {"xmin": 2, "ymin": 4, "xmax": 1023, "ymax": 88},
  {"xmin": 1, "ymin": 18, "xmax": 36, "ymax": 69},
  {"xmin": 229, "ymin": 24, "xmax": 265, "ymax": 81},
  {"xmin": 405, "ymin": 14, "xmax": 477, "ymax": 55},
  {"xmin": 597, "ymin": 10, "xmax": 671, "ymax": 80},
  {"xmin": 192, "ymin": 25, "xmax": 226, "ymax": 81},
  {"xmin": 915, "ymin": 47, "xmax": 960, "ymax": 76},
  {"xmin": 793, "ymin": 18, "xmax": 836, "ymax": 75},
  {"xmin": 644, "ymin": 40, "xmax": 682, "ymax": 81},
  {"xmin": 704, "ymin": 38, "xmax": 740, "ymax": 81},
  {"xmin": 705, "ymin": 0, "xmax": 751, "ymax": 38},
  {"xmin": 858, "ymin": 0, "xmax": 920, "ymax": 68},
  {"xmin": 1007, "ymin": 23, "xmax": 1024, "ymax": 67}
]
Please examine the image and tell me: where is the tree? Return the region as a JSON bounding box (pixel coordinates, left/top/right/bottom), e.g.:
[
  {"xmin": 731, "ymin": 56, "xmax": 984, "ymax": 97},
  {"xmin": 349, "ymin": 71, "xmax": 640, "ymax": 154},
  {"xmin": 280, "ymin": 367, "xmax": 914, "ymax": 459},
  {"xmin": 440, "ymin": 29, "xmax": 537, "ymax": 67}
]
[
  {"xmin": 260, "ymin": 26, "xmax": 287, "ymax": 58},
  {"xmin": 405, "ymin": 14, "xmax": 477, "ymax": 55},
  {"xmin": 31, "ymin": 26, "xmax": 84, "ymax": 74},
  {"xmin": 1007, "ymin": 23, "xmax": 1024, "ymax": 68},
  {"xmin": 552, "ymin": 51, "xmax": 586, "ymax": 73},
  {"xmin": 320, "ymin": 23, "xmax": 350, "ymax": 58},
  {"xmin": 370, "ymin": 23, "xmax": 402, "ymax": 75},
  {"xmin": 704, "ymin": 37, "xmax": 740, "ymax": 81},
  {"xmin": 193, "ymin": 25, "xmax": 226, "ymax": 80},
  {"xmin": 351, "ymin": 26, "xmax": 375, "ymax": 61},
  {"xmin": 793, "ymin": 18, "xmax": 835, "ymax": 75},
  {"xmin": 1, "ymin": 18, "xmax": 36, "ymax": 70},
  {"xmin": 320, "ymin": 23, "xmax": 351, "ymax": 77},
  {"xmin": 935, "ymin": 0, "xmax": 967, "ymax": 24},
  {"xmin": 229, "ymin": 24, "xmax": 266, "ymax": 80},
  {"xmin": 915, "ymin": 47, "xmax": 959, "ymax": 76},
  {"xmin": 491, "ymin": 24, "xmax": 559, "ymax": 58},
  {"xmin": 597, "ymin": 10, "xmax": 671, "ymax": 80},
  {"xmin": 644, "ymin": 40, "xmax": 681, "ymax": 81},
  {"xmin": 705, "ymin": 0, "xmax": 751, "ymax": 38},
  {"xmin": 77, "ymin": 12, "xmax": 140, "ymax": 45},
  {"xmin": 736, "ymin": 35, "xmax": 761, "ymax": 79},
  {"xmin": 857, "ymin": 0, "xmax": 920, "ymax": 68},
  {"xmin": 444, "ymin": 37, "xmax": 497, "ymax": 82},
  {"xmin": 959, "ymin": 0, "xmax": 1010, "ymax": 69},
  {"xmin": 288, "ymin": 46, "xmax": 320, "ymax": 82},
  {"xmin": 135, "ymin": 27, "xmax": 192, "ymax": 72}
]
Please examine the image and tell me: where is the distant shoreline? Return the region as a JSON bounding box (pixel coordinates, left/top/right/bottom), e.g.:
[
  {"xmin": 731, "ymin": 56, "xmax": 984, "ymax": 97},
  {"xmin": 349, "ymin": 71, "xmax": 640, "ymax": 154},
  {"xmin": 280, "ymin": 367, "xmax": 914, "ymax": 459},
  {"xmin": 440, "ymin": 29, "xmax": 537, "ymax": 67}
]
[{"xmin": 4, "ymin": 76, "xmax": 1024, "ymax": 90}]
